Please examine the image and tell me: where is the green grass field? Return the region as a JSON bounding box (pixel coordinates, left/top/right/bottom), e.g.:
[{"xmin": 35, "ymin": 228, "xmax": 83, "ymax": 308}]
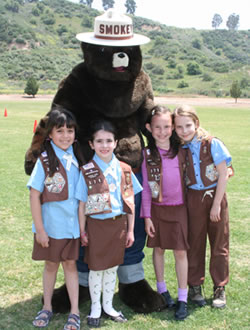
[{"xmin": 0, "ymin": 101, "xmax": 249, "ymax": 329}]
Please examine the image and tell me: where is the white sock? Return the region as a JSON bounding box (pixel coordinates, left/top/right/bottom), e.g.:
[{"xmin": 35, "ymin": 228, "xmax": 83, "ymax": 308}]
[
  {"xmin": 88, "ymin": 270, "xmax": 103, "ymax": 318},
  {"xmin": 102, "ymin": 266, "xmax": 119, "ymax": 317}
]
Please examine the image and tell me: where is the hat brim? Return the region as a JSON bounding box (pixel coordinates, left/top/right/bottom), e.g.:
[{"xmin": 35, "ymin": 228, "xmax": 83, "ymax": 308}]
[{"xmin": 76, "ymin": 32, "xmax": 150, "ymax": 47}]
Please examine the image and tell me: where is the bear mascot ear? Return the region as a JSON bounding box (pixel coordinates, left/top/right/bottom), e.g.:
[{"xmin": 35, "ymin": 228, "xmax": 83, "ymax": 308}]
[{"xmin": 25, "ymin": 9, "xmax": 166, "ymax": 314}]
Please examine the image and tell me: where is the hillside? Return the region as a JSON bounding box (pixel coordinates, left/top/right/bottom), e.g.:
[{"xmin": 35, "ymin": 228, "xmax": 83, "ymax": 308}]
[{"xmin": 0, "ymin": 0, "xmax": 250, "ymax": 97}]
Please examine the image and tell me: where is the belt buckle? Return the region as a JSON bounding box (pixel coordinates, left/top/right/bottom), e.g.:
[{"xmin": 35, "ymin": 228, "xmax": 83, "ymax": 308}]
[{"xmin": 112, "ymin": 216, "xmax": 116, "ymax": 220}]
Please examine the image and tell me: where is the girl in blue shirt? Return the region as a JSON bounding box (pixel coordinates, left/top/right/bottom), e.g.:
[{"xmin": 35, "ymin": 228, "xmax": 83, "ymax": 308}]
[
  {"xmin": 174, "ymin": 105, "xmax": 232, "ymax": 310},
  {"xmin": 28, "ymin": 108, "xmax": 84, "ymax": 330},
  {"xmin": 76, "ymin": 119, "xmax": 142, "ymax": 327}
]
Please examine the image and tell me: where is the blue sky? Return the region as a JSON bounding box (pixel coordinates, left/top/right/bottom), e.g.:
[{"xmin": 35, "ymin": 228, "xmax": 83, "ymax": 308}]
[{"xmin": 70, "ymin": 0, "xmax": 250, "ymax": 30}]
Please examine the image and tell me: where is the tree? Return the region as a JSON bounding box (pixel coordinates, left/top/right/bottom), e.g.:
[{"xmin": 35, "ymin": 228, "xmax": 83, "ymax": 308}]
[
  {"xmin": 125, "ymin": 0, "xmax": 136, "ymax": 15},
  {"xmin": 5, "ymin": 1, "xmax": 20, "ymax": 13},
  {"xmin": 102, "ymin": 0, "xmax": 115, "ymax": 11},
  {"xmin": 226, "ymin": 13, "xmax": 239, "ymax": 30},
  {"xmin": 192, "ymin": 38, "xmax": 202, "ymax": 49},
  {"xmin": 187, "ymin": 62, "xmax": 202, "ymax": 75},
  {"xmin": 230, "ymin": 81, "xmax": 241, "ymax": 103},
  {"xmin": 212, "ymin": 14, "xmax": 223, "ymax": 29},
  {"xmin": 24, "ymin": 77, "xmax": 39, "ymax": 98},
  {"xmin": 79, "ymin": 0, "xmax": 93, "ymax": 7}
]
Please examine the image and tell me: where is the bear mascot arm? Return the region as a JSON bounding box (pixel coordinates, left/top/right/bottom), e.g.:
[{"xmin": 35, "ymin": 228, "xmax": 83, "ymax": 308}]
[{"xmin": 25, "ymin": 42, "xmax": 166, "ymax": 314}]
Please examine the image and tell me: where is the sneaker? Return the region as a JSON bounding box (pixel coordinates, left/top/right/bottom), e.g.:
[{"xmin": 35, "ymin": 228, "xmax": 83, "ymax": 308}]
[
  {"xmin": 161, "ymin": 291, "xmax": 176, "ymax": 308},
  {"xmin": 175, "ymin": 301, "xmax": 188, "ymax": 321},
  {"xmin": 212, "ymin": 286, "xmax": 226, "ymax": 308},
  {"xmin": 188, "ymin": 285, "xmax": 206, "ymax": 307}
]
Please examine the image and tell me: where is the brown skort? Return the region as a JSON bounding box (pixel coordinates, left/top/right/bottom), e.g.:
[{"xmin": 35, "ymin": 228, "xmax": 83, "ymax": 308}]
[
  {"xmin": 32, "ymin": 235, "xmax": 80, "ymax": 262},
  {"xmin": 147, "ymin": 203, "xmax": 189, "ymax": 250},
  {"xmin": 84, "ymin": 215, "xmax": 127, "ymax": 271}
]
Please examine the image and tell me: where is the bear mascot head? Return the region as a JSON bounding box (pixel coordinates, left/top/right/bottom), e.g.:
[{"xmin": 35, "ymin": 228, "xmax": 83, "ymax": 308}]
[{"xmin": 25, "ymin": 10, "xmax": 166, "ymax": 314}]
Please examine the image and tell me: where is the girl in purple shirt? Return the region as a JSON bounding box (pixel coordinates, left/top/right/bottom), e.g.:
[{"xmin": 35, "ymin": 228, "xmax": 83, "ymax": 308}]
[{"xmin": 140, "ymin": 106, "xmax": 189, "ymax": 320}]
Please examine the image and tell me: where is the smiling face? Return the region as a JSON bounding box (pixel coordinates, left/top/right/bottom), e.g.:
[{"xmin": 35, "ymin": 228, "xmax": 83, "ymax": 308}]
[
  {"xmin": 89, "ymin": 129, "xmax": 117, "ymax": 163},
  {"xmin": 174, "ymin": 115, "xmax": 198, "ymax": 143},
  {"xmin": 146, "ymin": 113, "xmax": 173, "ymax": 150},
  {"xmin": 49, "ymin": 124, "xmax": 75, "ymax": 151}
]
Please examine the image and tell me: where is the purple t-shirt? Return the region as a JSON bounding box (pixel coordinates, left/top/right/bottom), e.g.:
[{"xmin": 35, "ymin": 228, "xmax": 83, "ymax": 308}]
[{"xmin": 140, "ymin": 147, "xmax": 183, "ymax": 218}]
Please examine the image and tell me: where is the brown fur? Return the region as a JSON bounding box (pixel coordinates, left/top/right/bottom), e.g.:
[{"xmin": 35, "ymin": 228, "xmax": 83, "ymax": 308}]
[{"xmin": 25, "ymin": 43, "xmax": 154, "ymax": 174}]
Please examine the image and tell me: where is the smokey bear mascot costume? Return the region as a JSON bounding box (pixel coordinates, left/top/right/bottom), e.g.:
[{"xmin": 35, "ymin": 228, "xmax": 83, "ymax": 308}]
[{"xmin": 25, "ymin": 10, "xmax": 165, "ymax": 314}]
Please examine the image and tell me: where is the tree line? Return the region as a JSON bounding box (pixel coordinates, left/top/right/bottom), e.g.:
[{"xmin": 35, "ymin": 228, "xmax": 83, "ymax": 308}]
[
  {"xmin": 212, "ymin": 13, "xmax": 240, "ymax": 30},
  {"xmin": 4, "ymin": 1, "xmax": 241, "ymax": 28},
  {"xmin": 80, "ymin": 0, "xmax": 137, "ymax": 15}
]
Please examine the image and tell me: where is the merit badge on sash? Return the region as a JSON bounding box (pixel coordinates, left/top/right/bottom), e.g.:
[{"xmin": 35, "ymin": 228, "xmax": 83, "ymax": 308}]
[
  {"xmin": 148, "ymin": 181, "xmax": 160, "ymax": 199},
  {"xmin": 44, "ymin": 173, "xmax": 65, "ymax": 193},
  {"xmin": 109, "ymin": 183, "xmax": 117, "ymax": 193},
  {"xmin": 205, "ymin": 163, "xmax": 219, "ymax": 182},
  {"xmin": 85, "ymin": 193, "xmax": 111, "ymax": 215}
]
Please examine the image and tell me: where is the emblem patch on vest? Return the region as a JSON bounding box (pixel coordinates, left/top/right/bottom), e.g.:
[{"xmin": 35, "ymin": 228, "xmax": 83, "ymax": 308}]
[
  {"xmin": 44, "ymin": 172, "xmax": 65, "ymax": 193},
  {"xmin": 205, "ymin": 163, "xmax": 219, "ymax": 182},
  {"xmin": 148, "ymin": 181, "xmax": 160, "ymax": 199},
  {"xmin": 85, "ymin": 193, "xmax": 111, "ymax": 215}
]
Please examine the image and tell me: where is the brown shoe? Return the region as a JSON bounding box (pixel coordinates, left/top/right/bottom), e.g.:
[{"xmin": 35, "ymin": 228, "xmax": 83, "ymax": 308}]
[
  {"xmin": 212, "ymin": 286, "xmax": 226, "ymax": 308},
  {"xmin": 188, "ymin": 286, "xmax": 206, "ymax": 307}
]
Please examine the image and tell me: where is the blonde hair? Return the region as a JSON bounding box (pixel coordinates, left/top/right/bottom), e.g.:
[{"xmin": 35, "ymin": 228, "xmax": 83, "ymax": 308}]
[{"xmin": 173, "ymin": 104, "xmax": 209, "ymax": 141}]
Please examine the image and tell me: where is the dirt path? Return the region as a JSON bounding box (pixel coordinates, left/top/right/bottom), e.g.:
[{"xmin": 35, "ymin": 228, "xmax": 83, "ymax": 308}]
[
  {"xmin": 154, "ymin": 96, "xmax": 250, "ymax": 108},
  {"xmin": 0, "ymin": 94, "xmax": 249, "ymax": 108}
]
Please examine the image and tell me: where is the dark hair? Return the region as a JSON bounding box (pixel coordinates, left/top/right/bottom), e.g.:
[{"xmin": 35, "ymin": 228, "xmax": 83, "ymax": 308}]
[
  {"xmin": 89, "ymin": 119, "xmax": 117, "ymax": 142},
  {"xmin": 43, "ymin": 106, "xmax": 85, "ymax": 176},
  {"xmin": 145, "ymin": 105, "xmax": 179, "ymax": 162}
]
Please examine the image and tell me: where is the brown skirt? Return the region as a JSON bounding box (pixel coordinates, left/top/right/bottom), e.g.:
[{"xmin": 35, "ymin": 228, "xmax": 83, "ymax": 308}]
[
  {"xmin": 147, "ymin": 203, "xmax": 189, "ymax": 250},
  {"xmin": 32, "ymin": 235, "xmax": 80, "ymax": 262},
  {"xmin": 84, "ymin": 215, "xmax": 127, "ymax": 271}
]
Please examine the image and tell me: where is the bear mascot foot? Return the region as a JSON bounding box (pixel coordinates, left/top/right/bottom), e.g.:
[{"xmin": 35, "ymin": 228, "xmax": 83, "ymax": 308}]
[
  {"xmin": 119, "ymin": 279, "xmax": 166, "ymax": 313},
  {"xmin": 43, "ymin": 284, "xmax": 90, "ymax": 314}
]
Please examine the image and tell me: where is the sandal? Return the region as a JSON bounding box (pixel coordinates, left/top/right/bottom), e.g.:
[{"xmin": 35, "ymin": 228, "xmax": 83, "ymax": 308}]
[
  {"xmin": 63, "ymin": 313, "xmax": 80, "ymax": 330},
  {"xmin": 32, "ymin": 310, "xmax": 53, "ymax": 328}
]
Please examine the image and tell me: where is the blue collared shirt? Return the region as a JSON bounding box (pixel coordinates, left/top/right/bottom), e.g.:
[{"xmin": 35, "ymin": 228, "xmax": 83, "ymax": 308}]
[
  {"xmin": 75, "ymin": 153, "xmax": 143, "ymax": 219},
  {"xmin": 27, "ymin": 141, "xmax": 80, "ymax": 239},
  {"xmin": 183, "ymin": 136, "xmax": 232, "ymax": 190}
]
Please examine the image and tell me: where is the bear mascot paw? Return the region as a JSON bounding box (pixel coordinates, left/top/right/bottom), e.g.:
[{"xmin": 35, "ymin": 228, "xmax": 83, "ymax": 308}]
[{"xmin": 25, "ymin": 10, "xmax": 166, "ymax": 314}]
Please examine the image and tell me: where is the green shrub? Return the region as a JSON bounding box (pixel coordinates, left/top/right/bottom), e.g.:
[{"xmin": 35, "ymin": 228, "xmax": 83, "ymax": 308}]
[
  {"xmin": 202, "ymin": 73, "xmax": 213, "ymax": 81},
  {"xmin": 192, "ymin": 38, "xmax": 202, "ymax": 49},
  {"xmin": 168, "ymin": 59, "xmax": 176, "ymax": 68},
  {"xmin": 212, "ymin": 62, "xmax": 229, "ymax": 73},
  {"xmin": 240, "ymin": 78, "xmax": 249, "ymax": 89},
  {"xmin": 178, "ymin": 80, "xmax": 189, "ymax": 88},
  {"xmin": 145, "ymin": 62, "xmax": 154, "ymax": 70},
  {"xmin": 152, "ymin": 65, "xmax": 164, "ymax": 75},
  {"xmin": 187, "ymin": 62, "xmax": 202, "ymax": 75},
  {"xmin": 30, "ymin": 18, "xmax": 37, "ymax": 25},
  {"xmin": 31, "ymin": 7, "xmax": 40, "ymax": 16},
  {"xmin": 15, "ymin": 37, "xmax": 25, "ymax": 44}
]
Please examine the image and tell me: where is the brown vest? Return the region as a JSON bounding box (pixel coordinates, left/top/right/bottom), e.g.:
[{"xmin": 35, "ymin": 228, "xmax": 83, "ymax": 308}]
[
  {"xmin": 184, "ymin": 137, "xmax": 219, "ymax": 187},
  {"xmin": 144, "ymin": 148, "xmax": 186, "ymax": 203},
  {"xmin": 81, "ymin": 160, "xmax": 134, "ymax": 216},
  {"xmin": 39, "ymin": 152, "xmax": 68, "ymax": 204}
]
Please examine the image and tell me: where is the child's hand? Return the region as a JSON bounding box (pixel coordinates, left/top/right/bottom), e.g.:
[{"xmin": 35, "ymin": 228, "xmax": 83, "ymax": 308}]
[
  {"xmin": 36, "ymin": 231, "xmax": 49, "ymax": 248},
  {"xmin": 81, "ymin": 232, "xmax": 88, "ymax": 246},
  {"xmin": 210, "ymin": 203, "xmax": 221, "ymax": 222},
  {"xmin": 145, "ymin": 218, "xmax": 155, "ymax": 237},
  {"xmin": 126, "ymin": 231, "xmax": 134, "ymax": 248}
]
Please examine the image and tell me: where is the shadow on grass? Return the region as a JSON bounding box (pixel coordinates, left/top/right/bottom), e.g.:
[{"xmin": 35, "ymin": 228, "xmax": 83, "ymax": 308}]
[{"xmin": 1, "ymin": 291, "xmax": 216, "ymax": 329}]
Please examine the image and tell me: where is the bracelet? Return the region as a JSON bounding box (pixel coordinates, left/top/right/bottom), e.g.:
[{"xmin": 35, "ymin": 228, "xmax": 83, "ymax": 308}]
[{"xmin": 81, "ymin": 231, "xmax": 87, "ymax": 237}]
